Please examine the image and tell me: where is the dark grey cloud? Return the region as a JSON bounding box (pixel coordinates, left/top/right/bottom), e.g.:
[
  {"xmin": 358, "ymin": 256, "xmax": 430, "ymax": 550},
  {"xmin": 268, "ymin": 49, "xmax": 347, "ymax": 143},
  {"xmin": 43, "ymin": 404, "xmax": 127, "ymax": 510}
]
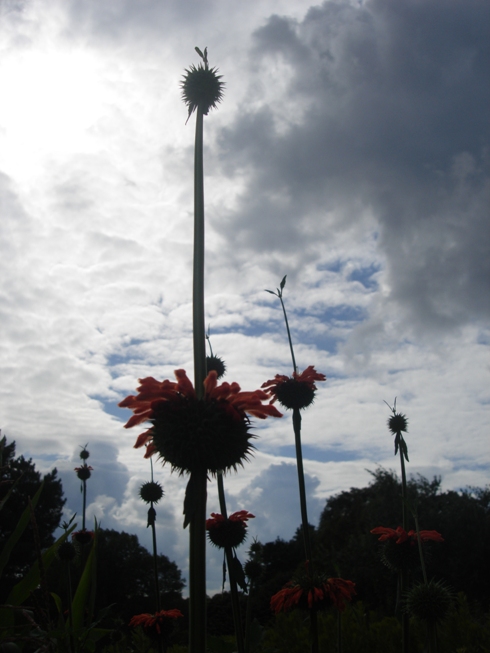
[{"xmin": 216, "ymin": 0, "xmax": 490, "ymax": 331}]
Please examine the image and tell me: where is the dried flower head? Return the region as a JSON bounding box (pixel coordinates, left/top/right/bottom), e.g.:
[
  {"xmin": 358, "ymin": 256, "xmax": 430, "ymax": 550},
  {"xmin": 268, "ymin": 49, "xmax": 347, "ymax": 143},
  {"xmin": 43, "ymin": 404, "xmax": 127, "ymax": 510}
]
[
  {"xmin": 139, "ymin": 480, "xmax": 164, "ymax": 504},
  {"xmin": 181, "ymin": 47, "xmax": 224, "ymax": 121},
  {"xmin": 206, "ymin": 355, "xmax": 226, "ymax": 380},
  {"xmin": 404, "ymin": 579, "xmax": 454, "ymax": 623},
  {"xmin": 57, "ymin": 540, "xmax": 77, "ymax": 563},
  {"xmin": 119, "ymin": 369, "xmax": 282, "ymax": 476},
  {"xmin": 388, "ymin": 412, "xmax": 408, "ymax": 435}
]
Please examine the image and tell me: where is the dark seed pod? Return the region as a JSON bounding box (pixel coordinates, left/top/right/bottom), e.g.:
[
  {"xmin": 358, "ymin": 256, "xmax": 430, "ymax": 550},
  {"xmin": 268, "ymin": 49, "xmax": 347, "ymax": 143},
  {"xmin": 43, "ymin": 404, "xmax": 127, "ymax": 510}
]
[
  {"xmin": 57, "ymin": 540, "xmax": 77, "ymax": 563},
  {"xmin": 404, "ymin": 579, "xmax": 454, "ymax": 623},
  {"xmin": 388, "ymin": 412, "xmax": 408, "ymax": 435},
  {"xmin": 79, "ymin": 448, "xmax": 90, "ymax": 460},
  {"xmin": 139, "ymin": 481, "xmax": 164, "ymax": 504},
  {"xmin": 181, "ymin": 62, "xmax": 224, "ymax": 120},
  {"xmin": 244, "ymin": 559, "xmax": 263, "ymax": 580},
  {"xmin": 206, "ymin": 355, "xmax": 226, "ymax": 379}
]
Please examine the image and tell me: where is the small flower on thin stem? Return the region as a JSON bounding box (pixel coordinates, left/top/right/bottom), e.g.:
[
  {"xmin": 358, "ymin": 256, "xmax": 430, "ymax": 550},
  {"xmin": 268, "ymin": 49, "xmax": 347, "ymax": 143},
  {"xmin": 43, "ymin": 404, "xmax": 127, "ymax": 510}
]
[
  {"xmin": 206, "ymin": 510, "xmax": 255, "ymax": 549},
  {"xmin": 371, "ymin": 526, "xmax": 444, "ymax": 545},
  {"xmin": 72, "ymin": 529, "xmax": 95, "ymax": 546},
  {"xmin": 74, "ymin": 465, "xmax": 93, "ymax": 481},
  {"xmin": 206, "ymin": 330, "xmax": 226, "ymax": 379},
  {"xmin": 262, "ymin": 366, "xmax": 326, "ymax": 410},
  {"xmin": 371, "ymin": 526, "xmax": 443, "ymax": 572},
  {"xmin": 129, "ymin": 608, "xmax": 183, "ymax": 638},
  {"xmin": 270, "ymin": 563, "xmax": 356, "ymax": 614},
  {"xmin": 119, "ymin": 369, "xmax": 281, "ymax": 476}
]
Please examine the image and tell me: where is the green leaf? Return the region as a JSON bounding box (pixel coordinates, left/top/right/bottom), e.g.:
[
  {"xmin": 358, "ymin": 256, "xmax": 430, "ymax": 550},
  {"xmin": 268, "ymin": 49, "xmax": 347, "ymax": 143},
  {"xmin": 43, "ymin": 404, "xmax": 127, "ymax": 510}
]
[
  {"xmin": 394, "ymin": 433, "xmax": 400, "ymax": 457},
  {"xmin": 401, "ymin": 438, "xmax": 410, "ymax": 462},
  {"xmin": 7, "ymin": 523, "xmax": 77, "ymax": 606},
  {"xmin": 71, "ymin": 528, "xmax": 97, "ymax": 633},
  {"xmin": 280, "ymin": 275, "xmax": 287, "ymax": 290},
  {"xmin": 183, "ymin": 474, "xmax": 200, "ymax": 528},
  {"xmin": 0, "ymin": 481, "xmax": 44, "ymax": 578},
  {"xmin": 264, "ymin": 289, "xmax": 276, "ymax": 295},
  {"xmin": 195, "ymin": 46, "xmax": 204, "ymax": 59},
  {"xmin": 230, "ymin": 554, "xmax": 247, "ymax": 592}
]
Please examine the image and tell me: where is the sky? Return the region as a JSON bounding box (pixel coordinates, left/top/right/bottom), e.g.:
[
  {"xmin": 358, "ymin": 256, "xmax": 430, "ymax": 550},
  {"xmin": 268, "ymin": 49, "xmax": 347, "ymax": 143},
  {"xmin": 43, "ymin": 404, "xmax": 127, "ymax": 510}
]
[{"xmin": 1, "ymin": 0, "xmax": 489, "ymax": 596}]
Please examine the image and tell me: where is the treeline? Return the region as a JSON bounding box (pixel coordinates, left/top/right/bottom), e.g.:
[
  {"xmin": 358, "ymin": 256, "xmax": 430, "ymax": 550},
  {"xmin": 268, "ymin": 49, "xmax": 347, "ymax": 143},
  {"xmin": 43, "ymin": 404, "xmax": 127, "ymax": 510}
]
[
  {"xmin": 243, "ymin": 468, "xmax": 490, "ymax": 631},
  {"xmin": 1, "ymin": 438, "xmax": 489, "ymax": 646}
]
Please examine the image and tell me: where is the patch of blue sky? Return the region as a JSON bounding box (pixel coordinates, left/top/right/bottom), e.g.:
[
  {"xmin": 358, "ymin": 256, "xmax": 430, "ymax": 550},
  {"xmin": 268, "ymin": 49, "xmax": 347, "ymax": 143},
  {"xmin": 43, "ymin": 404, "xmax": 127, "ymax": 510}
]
[
  {"xmin": 96, "ymin": 396, "xmax": 129, "ymax": 423},
  {"xmin": 347, "ymin": 263, "xmax": 381, "ymax": 290},
  {"xmin": 317, "ymin": 259, "xmax": 343, "ymax": 273},
  {"xmin": 277, "ymin": 444, "xmax": 364, "ymax": 463}
]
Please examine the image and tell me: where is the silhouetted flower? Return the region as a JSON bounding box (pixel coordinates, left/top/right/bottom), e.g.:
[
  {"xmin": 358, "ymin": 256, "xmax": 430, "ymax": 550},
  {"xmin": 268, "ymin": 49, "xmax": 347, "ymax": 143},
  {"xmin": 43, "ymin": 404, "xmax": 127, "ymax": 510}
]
[
  {"xmin": 119, "ymin": 369, "xmax": 281, "ymax": 475},
  {"xmin": 74, "ymin": 465, "xmax": 93, "ymax": 481},
  {"xmin": 262, "ymin": 366, "xmax": 326, "ymax": 410},
  {"xmin": 371, "ymin": 526, "xmax": 444, "ymax": 544},
  {"xmin": 129, "ymin": 608, "xmax": 183, "ymax": 638},
  {"xmin": 206, "ymin": 510, "xmax": 255, "ymax": 549},
  {"xmin": 371, "ymin": 526, "xmax": 444, "ymax": 572},
  {"xmin": 271, "ymin": 566, "xmax": 355, "ymax": 613},
  {"xmin": 72, "ymin": 529, "xmax": 94, "ymax": 546}
]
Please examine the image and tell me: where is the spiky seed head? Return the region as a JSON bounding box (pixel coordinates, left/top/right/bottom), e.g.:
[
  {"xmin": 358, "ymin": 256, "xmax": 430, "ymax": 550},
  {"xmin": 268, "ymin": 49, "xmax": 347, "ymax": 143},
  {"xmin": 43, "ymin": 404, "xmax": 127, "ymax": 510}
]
[
  {"xmin": 388, "ymin": 412, "xmax": 408, "ymax": 435},
  {"xmin": 181, "ymin": 63, "xmax": 224, "ymax": 120},
  {"xmin": 244, "ymin": 559, "xmax": 263, "ymax": 580},
  {"xmin": 404, "ymin": 579, "xmax": 454, "ymax": 623},
  {"xmin": 57, "ymin": 540, "xmax": 77, "ymax": 563},
  {"xmin": 139, "ymin": 481, "xmax": 164, "ymax": 504},
  {"xmin": 206, "ymin": 355, "xmax": 226, "ymax": 379},
  {"xmin": 151, "ymin": 396, "xmax": 256, "ymax": 476},
  {"xmin": 80, "ymin": 448, "xmax": 90, "ymax": 460}
]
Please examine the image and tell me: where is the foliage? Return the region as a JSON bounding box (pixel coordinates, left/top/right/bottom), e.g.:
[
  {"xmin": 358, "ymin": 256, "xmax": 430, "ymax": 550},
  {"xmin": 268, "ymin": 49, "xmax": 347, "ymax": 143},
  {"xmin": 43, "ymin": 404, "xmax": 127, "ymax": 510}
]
[{"xmin": 0, "ymin": 438, "xmax": 65, "ymax": 601}]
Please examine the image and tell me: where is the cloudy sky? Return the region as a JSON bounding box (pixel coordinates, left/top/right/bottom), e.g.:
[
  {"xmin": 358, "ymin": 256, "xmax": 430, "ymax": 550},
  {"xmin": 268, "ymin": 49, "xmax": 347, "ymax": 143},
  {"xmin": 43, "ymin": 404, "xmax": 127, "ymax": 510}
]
[{"xmin": 1, "ymin": 0, "xmax": 489, "ymax": 595}]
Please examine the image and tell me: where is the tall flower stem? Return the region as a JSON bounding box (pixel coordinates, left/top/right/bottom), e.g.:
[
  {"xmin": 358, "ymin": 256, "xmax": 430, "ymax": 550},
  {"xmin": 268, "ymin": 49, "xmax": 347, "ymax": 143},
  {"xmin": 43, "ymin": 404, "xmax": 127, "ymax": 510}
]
[
  {"xmin": 217, "ymin": 473, "xmax": 245, "ymax": 653},
  {"xmin": 189, "ymin": 104, "xmax": 207, "ymax": 653},
  {"xmin": 293, "ymin": 408, "xmax": 313, "ymax": 564},
  {"xmin": 278, "ymin": 289, "xmax": 297, "ymax": 375},
  {"xmin": 82, "ymin": 479, "xmax": 87, "ymax": 531}
]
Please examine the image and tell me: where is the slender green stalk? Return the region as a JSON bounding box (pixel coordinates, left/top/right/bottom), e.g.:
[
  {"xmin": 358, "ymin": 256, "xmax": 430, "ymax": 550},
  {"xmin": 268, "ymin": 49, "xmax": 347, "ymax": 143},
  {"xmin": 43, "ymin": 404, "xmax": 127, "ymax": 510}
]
[
  {"xmin": 189, "ymin": 105, "xmax": 207, "ymax": 653},
  {"xmin": 278, "ymin": 292, "xmax": 297, "ymax": 374},
  {"xmin": 193, "ymin": 107, "xmax": 207, "ymax": 394},
  {"xmin": 398, "ymin": 433, "xmax": 409, "ymax": 653},
  {"xmin": 399, "ymin": 436, "xmax": 408, "ymax": 532},
  {"xmin": 82, "ymin": 479, "xmax": 87, "ymax": 531},
  {"xmin": 217, "ymin": 473, "xmax": 245, "ymax": 653},
  {"xmin": 293, "ymin": 408, "xmax": 313, "ymax": 564}
]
